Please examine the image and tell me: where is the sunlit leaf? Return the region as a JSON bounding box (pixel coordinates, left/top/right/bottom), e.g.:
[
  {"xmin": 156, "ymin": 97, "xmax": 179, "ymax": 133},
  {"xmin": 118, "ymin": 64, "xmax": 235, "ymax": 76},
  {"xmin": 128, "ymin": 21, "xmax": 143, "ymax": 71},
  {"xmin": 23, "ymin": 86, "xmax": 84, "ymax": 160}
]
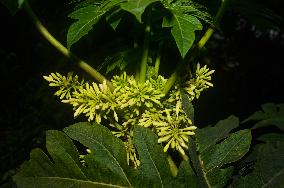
[
  {"xmin": 163, "ymin": 12, "xmax": 202, "ymax": 58},
  {"xmin": 67, "ymin": 5, "xmax": 106, "ymax": 49},
  {"xmin": 13, "ymin": 130, "xmax": 129, "ymax": 188},
  {"xmin": 121, "ymin": 0, "xmax": 160, "ymax": 22},
  {"xmin": 67, "ymin": 0, "xmax": 125, "ymax": 48},
  {"xmin": 64, "ymin": 122, "xmax": 132, "ymax": 187}
]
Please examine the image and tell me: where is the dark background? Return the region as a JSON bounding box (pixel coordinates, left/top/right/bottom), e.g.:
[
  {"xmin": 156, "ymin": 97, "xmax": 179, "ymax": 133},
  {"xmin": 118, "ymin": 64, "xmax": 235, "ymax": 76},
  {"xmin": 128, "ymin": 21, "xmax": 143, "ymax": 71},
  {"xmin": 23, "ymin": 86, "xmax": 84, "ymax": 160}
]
[{"xmin": 0, "ymin": 0, "xmax": 283, "ymax": 186}]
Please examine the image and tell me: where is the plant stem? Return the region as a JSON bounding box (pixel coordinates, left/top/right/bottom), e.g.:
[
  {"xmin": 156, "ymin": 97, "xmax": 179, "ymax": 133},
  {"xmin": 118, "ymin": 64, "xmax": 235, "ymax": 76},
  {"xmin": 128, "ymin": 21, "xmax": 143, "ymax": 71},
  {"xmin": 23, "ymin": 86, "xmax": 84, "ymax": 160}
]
[
  {"xmin": 23, "ymin": 1, "xmax": 114, "ymax": 91},
  {"xmin": 139, "ymin": 24, "xmax": 151, "ymax": 83},
  {"xmin": 163, "ymin": 0, "xmax": 228, "ymax": 95},
  {"xmin": 167, "ymin": 155, "xmax": 178, "ymax": 177},
  {"xmin": 154, "ymin": 43, "xmax": 162, "ymax": 77}
]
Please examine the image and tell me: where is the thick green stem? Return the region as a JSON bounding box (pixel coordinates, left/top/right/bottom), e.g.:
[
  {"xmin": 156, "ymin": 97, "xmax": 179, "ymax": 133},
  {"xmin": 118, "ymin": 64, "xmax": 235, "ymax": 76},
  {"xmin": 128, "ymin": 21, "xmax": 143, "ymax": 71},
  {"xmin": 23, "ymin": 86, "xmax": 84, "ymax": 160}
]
[
  {"xmin": 154, "ymin": 43, "xmax": 162, "ymax": 77},
  {"xmin": 139, "ymin": 24, "xmax": 151, "ymax": 83},
  {"xmin": 23, "ymin": 1, "xmax": 114, "ymax": 91},
  {"xmin": 167, "ymin": 155, "xmax": 178, "ymax": 177},
  {"xmin": 163, "ymin": 0, "xmax": 228, "ymax": 95}
]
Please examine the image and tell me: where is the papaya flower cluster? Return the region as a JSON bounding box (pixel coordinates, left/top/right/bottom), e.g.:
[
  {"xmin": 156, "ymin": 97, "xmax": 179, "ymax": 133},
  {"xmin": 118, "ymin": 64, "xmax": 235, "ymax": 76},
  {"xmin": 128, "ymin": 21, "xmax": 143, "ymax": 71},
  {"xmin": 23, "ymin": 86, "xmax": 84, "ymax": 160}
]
[{"xmin": 44, "ymin": 63, "xmax": 214, "ymax": 167}]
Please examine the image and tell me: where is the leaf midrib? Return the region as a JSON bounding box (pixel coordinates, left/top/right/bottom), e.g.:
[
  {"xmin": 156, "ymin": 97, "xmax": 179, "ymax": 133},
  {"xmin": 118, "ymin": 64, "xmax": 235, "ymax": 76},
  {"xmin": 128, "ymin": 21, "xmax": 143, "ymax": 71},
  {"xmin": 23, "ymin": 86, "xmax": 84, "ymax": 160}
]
[
  {"xmin": 262, "ymin": 168, "xmax": 284, "ymax": 188},
  {"xmin": 206, "ymin": 131, "xmax": 249, "ymax": 173},
  {"xmin": 70, "ymin": 11, "xmax": 106, "ymax": 45},
  {"xmin": 19, "ymin": 176, "xmax": 129, "ymax": 188},
  {"xmin": 71, "ymin": 130, "xmax": 133, "ymax": 187},
  {"xmin": 139, "ymin": 131, "xmax": 164, "ymax": 187}
]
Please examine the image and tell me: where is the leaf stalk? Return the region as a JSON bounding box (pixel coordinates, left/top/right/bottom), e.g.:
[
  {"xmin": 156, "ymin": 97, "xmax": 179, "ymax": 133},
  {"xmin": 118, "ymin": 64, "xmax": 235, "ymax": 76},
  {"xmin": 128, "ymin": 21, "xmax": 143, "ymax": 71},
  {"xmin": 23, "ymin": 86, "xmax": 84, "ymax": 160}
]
[
  {"xmin": 139, "ymin": 24, "xmax": 151, "ymax": 83},
  {"xmin": 23, "ymin": 1, "xmax": 114, "ymax": 91}
]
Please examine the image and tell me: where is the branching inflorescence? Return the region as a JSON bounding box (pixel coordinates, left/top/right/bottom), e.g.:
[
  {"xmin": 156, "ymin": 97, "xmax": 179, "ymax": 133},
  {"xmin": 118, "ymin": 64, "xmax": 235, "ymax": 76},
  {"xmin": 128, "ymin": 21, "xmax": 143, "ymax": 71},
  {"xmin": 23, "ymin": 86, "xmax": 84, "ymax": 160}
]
[{"xmin": 44, "ymin": 63, "xmax": 214, "ymax": 167}]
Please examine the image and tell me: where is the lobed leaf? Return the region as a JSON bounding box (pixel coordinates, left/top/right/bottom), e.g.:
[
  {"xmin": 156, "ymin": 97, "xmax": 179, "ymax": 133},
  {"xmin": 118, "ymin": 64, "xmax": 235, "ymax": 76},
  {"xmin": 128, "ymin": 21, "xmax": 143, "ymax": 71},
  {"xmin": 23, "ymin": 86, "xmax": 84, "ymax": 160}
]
[
  {"xmin": 45, "ymin": 130, "xmax": 87, "ymax": 179},
  {"xmin": 67, "ymin": 5, "xmax": 106, "ymax": 49},
  {"xmin": 67, "ymin": 0, "xmax": 125, "ymax": 48},
  {"xmin": 13, "ymin": 130, "xmax": 129, "ymax": 187},
  {"xmin": 63, "ymin": 122, "xmax": 132, "ymax": 187},
  {"xmin": 163, "ymin": 12, "xmax": 202, "ymax": 58}
]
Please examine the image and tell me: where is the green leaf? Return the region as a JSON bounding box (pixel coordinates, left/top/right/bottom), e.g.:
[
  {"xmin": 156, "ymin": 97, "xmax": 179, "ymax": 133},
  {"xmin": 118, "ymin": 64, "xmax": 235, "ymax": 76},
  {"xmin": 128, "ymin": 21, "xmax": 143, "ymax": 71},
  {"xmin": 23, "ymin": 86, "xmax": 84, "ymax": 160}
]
[
  {"xmin": 67, "ymin": 0, "xmax": 125, "ymax": 48},
  {"xmin": 181, "ymin": 90, "xmax": 194, "ymax": 123},
  {"xmin": 13, "ymin": 131, "xmax": 129, "ymax": 188},
  {"xmin": 201, "ymin": 130, "xmax": 252, "ymax": 172},
  {"xmin": 243, "ymin": 103, "xmax": 284, "ymax": 131},
  {"xmin": 0, "ymin": 0, "xmax": 25, "ymax": 14},
  {"xmin": 164, "ymin": 0, "xmax": 213, "ymax": 25},
  {"xmin": 188, "ymin": 120, "xmax": 251, "ymax": 188},
  {"xmin": 188, "ymin": 137, "xmax": 206, "ymax": 187},
  {"xmin": 121, "ymin": 0, "xmax": 160, "ymax": 22},
  {"xmin": 45, "ymin": 130, "xmax": 87, "ymax": 179},
  {"xmin": 234, "ymin": 141, "xmax": 284, "ymax": 187},
  {"xmin": 196, "ymin": 115, "xmax": 239, "ymax": 154},
  {"xmin": 64, "ymin": 122, "xmax": 133, "ymax": 187},
  {"xmin": 67, "ymin": 5, "xmax": 106, "ymax": 49},
  {"xmin": 133, "ymin": 125, "xmax": 173, "ymax": 187},
  {"xmin": 163, "ymin": 12, "xmax": 202, "ymax": 58},
  {"xmin": 206, "ymin": 167, "xmax": 234, "ymax": 188}
]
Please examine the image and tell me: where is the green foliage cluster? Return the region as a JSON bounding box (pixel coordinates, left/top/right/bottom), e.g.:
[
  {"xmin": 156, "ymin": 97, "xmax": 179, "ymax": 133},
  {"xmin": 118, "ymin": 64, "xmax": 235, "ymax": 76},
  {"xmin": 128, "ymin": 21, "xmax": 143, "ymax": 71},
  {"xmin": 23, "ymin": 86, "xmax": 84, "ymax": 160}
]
[
  {"xmin": 11, "ymin": 105, "xmax": 284, "ymax": 187},
  {"xmin": 13, "ymin": 116, "xmax": 251, "ymax": 188}
]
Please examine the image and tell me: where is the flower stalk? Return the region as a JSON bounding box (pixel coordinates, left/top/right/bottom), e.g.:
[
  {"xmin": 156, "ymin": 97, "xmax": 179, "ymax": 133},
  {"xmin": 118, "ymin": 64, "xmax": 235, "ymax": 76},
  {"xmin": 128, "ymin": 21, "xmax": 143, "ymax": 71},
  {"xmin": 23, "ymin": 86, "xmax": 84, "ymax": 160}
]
[
  {"xmin": 139, "ymin": 15, "xmax": 151, "ymax": 83},
  {"xmin": 139, "ymin": 22, "xmax": 151, "ymax": 83},
  {"xmin": 23, "ymin": 1, "xmax": 114, "ymax": 91},
  {"xmin": 154, "ymin": 43, "xmax": 162, "ymax": 77}
]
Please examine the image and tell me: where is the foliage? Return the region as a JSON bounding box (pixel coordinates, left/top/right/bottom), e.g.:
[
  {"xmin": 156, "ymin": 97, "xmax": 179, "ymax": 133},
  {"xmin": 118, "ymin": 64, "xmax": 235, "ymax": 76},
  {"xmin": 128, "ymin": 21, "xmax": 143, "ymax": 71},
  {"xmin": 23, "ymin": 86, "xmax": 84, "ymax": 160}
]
[
  {"xmin": 13, "ymin": 116, "xmax": 253, "ymax": 188},
  {"xmin": 243, "ymin": 103, "xmax": 284, "ymax": 131},
  {"xmin": 233, "ymin": 134, "xmax": 284, "ymax": 187}
]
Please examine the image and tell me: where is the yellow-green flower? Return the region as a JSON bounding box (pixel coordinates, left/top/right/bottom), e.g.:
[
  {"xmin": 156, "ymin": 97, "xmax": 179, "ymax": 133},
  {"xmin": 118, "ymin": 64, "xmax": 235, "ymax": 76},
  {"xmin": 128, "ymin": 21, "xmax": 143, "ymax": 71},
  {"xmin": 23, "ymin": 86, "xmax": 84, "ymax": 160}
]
[
  {"xmin": 184, "ymin": 63, "xmax": 215, "ymax": 99},
  {"xmin": 43, "ymin": 72, "xmax": 84, "ymax": 99},
  {"xmin": 62, "ymin": 81, "xmax": 117, "ymax": 123},
  {"xmin": 157, "ymin": 109, "xmax": 197, "ymax": 155},
  {"xmin": 138, "ymin": 110, "xmax": 166, "ymax": 128},
  {"xmin": 116, "ymin": 76, "xmax": 164, "ymax": 115}
]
